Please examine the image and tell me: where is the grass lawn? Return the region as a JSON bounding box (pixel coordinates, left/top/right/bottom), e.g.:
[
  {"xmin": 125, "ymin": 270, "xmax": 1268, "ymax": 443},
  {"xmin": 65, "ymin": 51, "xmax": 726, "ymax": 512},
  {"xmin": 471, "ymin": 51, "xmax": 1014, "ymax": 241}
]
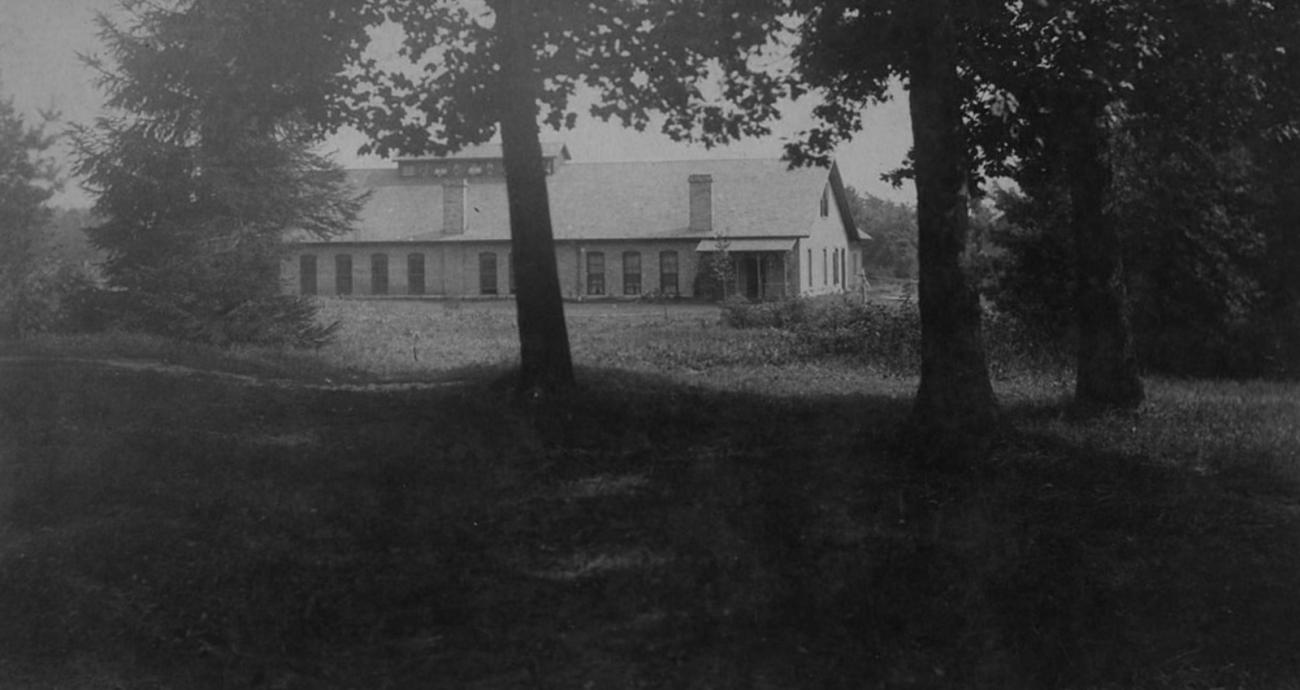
[{"xmin": 2, "ymin": 299, "xmax": 1299, "ymax": 688}]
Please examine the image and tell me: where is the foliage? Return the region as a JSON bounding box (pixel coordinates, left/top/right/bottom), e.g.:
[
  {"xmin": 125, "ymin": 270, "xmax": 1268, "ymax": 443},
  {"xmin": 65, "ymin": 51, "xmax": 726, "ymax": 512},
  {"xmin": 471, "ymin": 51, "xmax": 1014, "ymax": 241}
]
[
  {"xmin": 6, "ymin": 258, "xmax": 98, "ymax": 336},
  {"xmin": 722, "ymin": 294, "xmax": 1069, "ymax": 378},
  {"xmin": 842, "ymin": 186, "xmax": 917, "ymax": 279},
  {"xmin": 0, "ymin": 87, "xmax": 59, "ymax": 337},
  {"xmin": 986, "ymin": 142, "xmax": 1300, "ymax": 379},
  {"xmin": 73, "ymin": 0, "xmax": 366, "ymax": 347},
  {"xmin": 968, "ymin": 0, "xmax": 1300, "ymax": 395},
  {"xmin": 343, "ymin": 1, "xmax": 789, "ymax": 158},
  {"xmin": 693, "ymin": 234, "xmax": 736, "ymax": 301}
]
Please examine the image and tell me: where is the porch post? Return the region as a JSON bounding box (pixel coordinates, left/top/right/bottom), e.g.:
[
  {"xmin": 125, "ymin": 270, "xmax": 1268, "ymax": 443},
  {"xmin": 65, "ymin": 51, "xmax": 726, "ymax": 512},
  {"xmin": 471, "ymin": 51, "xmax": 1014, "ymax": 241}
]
[{"xmin": 781, "ymin": 252, "xmax": 789, "ymax": 300}]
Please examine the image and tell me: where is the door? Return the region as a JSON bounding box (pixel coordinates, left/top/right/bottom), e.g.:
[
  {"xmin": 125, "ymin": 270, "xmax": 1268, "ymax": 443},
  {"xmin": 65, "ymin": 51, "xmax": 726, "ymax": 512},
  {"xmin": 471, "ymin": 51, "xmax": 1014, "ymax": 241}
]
[{"xmin": 743, "ymin": 255, "xmax": 762, "ymax": 300}]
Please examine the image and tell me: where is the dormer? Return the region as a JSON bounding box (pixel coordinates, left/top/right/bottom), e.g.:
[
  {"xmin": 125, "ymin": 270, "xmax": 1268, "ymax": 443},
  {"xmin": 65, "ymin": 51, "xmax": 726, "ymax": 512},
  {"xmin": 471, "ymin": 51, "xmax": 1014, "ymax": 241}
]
[{"xmin": 396, "ymin": 142, "xmax": 570, "ymax": 180}]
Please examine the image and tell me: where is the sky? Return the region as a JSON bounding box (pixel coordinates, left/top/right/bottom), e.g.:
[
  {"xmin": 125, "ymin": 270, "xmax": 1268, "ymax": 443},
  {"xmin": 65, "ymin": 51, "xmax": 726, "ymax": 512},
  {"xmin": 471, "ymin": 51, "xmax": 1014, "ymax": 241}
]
[{"xmin": 0, "ymin": 0, "xmax": 916, "ymax": 208}]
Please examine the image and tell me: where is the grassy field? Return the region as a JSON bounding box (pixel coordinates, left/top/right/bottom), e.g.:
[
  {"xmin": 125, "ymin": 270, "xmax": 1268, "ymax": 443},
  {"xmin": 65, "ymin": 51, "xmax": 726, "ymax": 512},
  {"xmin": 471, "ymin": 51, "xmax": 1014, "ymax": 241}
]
[{"xmin": 2, "ymin": 298, "xmax": 1299, "ymax": 688}]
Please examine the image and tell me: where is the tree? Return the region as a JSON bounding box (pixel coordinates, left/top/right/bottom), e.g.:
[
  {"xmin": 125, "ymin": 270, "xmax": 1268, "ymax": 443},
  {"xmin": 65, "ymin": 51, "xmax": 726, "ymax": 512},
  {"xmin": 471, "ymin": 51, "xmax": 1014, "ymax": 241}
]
[
  {"xmin": 74, "ymin": 0, "xmax": 369, "ymax": 346},
  {"xmin": 968, "ymin": 2, "xmax": 1162, "ymax": 410},
  {"xmin": 785, "ymin": 0, "xmax": 1003, "ymax": 463},
  {"xmin": 343, "ymin": 0, "xmax": 788, "ymax": 393},
  {"xmin": 972, "ymin": 0, "xmax": 1300, "ymax": 394},
  {"xmin": 843, "ymin": 187, "xmax": 916, "ymax": 279},
  {"xmin": 0, "ymin": 89, "xmax": 59, "ymax": 337}
]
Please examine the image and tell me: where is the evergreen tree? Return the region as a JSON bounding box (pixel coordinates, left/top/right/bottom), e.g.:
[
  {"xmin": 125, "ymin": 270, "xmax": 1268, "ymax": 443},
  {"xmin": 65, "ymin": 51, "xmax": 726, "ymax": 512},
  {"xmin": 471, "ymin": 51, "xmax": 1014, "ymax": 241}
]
[
  {"xmin": 0, "ymin": 88, "xmax": 59, "ymax": 337},
  {"xmin": 73, "ymin": 0, "xmax": 369, "ymax": 346}
]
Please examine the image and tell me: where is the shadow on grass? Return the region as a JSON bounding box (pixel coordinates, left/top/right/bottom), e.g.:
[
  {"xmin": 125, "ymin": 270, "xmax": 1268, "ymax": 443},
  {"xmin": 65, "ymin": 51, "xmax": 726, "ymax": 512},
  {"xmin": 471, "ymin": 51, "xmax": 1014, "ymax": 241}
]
[{"xmin": 2, "ymin": 361, "xmax": 1299, "ymax": 688}]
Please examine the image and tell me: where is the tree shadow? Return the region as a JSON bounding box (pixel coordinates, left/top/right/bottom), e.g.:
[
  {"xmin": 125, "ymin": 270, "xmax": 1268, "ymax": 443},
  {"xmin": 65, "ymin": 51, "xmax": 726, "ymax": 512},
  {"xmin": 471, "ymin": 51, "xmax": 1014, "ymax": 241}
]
[{"xmin": 3, "ymin": 362, "xmax": 1299, "ymax": 688}]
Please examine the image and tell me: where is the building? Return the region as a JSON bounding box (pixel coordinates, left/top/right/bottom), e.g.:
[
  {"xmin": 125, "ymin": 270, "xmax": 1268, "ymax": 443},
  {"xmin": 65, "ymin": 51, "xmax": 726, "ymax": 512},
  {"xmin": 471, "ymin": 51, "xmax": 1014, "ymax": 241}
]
[{"xmin": 282, "ymin": 144, "xmax": 867, "ymax": 301}]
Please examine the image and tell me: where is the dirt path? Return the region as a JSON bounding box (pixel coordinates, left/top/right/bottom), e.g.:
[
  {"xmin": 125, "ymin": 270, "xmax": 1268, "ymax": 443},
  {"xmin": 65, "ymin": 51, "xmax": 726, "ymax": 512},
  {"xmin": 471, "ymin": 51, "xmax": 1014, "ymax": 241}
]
[{"xmin": 0, "ymin": 355, "xmax": 465, "ymax": 392}]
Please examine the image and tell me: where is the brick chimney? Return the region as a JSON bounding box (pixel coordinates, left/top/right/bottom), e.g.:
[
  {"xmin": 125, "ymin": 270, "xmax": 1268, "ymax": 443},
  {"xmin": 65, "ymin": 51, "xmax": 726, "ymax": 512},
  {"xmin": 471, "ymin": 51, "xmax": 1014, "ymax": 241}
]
[
  {"xmin": 442, "ymin": 180, "xmax": 467, "ymax": 235},
  {"xmin": 689, "ymin": 174, "xmax": 713, "ymax": 232}
]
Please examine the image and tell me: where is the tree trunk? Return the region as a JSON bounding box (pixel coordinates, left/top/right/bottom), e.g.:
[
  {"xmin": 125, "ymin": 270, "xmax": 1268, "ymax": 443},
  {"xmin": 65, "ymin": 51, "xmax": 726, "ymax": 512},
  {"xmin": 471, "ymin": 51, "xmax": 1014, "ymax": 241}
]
[
  {"xmin": 906, "ymin": 0, "xmax": 999, "ymax": 467},
  {"xmin": 493, "ymin": 0, "xmax": 574, "ymax": 393},
  {"xmin": 1065, "ymin": 108, "xmax": 1144, "ymax": 411}
]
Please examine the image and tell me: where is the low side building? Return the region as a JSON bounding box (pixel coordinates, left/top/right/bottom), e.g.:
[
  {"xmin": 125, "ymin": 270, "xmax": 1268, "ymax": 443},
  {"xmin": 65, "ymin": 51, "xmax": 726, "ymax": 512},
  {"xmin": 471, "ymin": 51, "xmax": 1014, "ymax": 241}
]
[{"xmin": 283, "ymin": 144, "xmax": 868, "ymax": 300}]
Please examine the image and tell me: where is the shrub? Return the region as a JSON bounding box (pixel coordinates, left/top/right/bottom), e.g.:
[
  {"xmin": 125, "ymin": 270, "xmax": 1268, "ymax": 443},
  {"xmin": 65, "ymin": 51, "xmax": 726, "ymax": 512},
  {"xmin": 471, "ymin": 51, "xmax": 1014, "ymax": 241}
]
[
  {"xmin": 1, "ymin": 259, "xmax": 98, "ymax": 337},
  {"xmin": 63, "ymin": 288, "xmax": 339, "ymax": 349},
  {"xmin": 791, "ymin": 296, "xmax": 922, "ymax": 373},
  {"xmin": 719, "ymin": 295, "xmax": 807, "ymax": 329},
  {"xmin": 723, "ymin": 294, "xmax": 1069, "ymax": 377}
]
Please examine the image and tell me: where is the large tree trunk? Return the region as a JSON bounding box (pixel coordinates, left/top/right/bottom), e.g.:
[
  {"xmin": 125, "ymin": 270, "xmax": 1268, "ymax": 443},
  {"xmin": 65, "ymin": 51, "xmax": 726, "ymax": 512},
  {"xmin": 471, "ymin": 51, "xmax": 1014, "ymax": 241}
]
[
  {"xmin": 1065, "ymin": 108, "xmax": 1144, "ymax": 411},
  {"xmin": 493, "ymin": 0, "xmax": 574, "ymax": 393},
  {"xmin": 906, "ymin": 0, "xmax": 999, "ymax": 467}
]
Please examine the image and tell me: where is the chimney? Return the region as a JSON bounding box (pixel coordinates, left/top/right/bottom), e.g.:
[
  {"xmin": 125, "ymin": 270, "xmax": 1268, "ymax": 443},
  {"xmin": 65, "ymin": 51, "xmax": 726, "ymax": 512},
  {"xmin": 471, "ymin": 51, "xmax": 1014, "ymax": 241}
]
[
  {"xmin": 689, "ymin": 174, "xmax": 713, "ymax": 232},
  {"xmin": 442, "ymin": 179, "xmax": 467, "ymax": 235}
]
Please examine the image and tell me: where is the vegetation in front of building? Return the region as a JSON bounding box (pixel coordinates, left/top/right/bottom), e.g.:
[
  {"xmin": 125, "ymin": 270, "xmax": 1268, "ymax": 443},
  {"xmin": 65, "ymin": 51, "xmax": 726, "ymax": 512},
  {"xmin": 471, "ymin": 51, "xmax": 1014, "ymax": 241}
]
[{"xmin": 721, "ymin": 293, "xmax": 1069, "ymax": 379}]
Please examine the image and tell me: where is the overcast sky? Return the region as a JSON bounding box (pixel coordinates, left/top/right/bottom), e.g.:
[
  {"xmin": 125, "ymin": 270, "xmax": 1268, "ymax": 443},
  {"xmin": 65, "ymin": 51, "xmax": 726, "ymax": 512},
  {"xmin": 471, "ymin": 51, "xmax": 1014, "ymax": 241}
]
[{"xmin": 0, "ymin": 0, "xmax": 916, "ymax": 208}]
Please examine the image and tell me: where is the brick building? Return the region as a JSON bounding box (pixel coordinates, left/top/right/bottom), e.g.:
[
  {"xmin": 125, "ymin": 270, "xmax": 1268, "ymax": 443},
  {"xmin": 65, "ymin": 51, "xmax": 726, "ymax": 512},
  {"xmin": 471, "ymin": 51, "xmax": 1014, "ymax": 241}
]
[{"xmin": 282, "ymin": 144, "xmax": 867, "ymax": 300}]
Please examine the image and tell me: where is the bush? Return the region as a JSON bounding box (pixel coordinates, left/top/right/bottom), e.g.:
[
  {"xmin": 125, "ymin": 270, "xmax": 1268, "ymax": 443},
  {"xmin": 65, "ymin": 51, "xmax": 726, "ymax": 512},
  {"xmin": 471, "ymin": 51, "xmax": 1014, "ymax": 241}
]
[
  {"xmin": 719, "ymin": 295, "xmax": 807, "ymax": 329},
  {"xmin": 63, "ymin": 288, "xmax": 339, "ymax": 349},
  {"xmin": 0, "ymin": 259, "xmax": 98, "ymax": 338},
  {"xmin": 723, "ymin": 294, "xmax": 1069, "ymax": 377}
]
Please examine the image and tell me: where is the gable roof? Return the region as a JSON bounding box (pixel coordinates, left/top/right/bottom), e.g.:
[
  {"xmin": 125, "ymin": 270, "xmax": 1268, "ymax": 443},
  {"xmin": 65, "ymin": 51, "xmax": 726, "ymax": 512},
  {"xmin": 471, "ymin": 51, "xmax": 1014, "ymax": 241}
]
[{"xmin": 318, "ymin": 156, "xmax": 860, "ymax": 244}]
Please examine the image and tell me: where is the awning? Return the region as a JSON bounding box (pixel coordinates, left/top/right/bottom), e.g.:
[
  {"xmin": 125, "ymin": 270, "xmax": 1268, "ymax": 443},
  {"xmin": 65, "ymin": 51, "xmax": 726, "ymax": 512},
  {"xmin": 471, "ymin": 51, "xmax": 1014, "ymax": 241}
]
[{"xmin": 694, "ymin": 238, "xmax": 796, "ymax": 252}]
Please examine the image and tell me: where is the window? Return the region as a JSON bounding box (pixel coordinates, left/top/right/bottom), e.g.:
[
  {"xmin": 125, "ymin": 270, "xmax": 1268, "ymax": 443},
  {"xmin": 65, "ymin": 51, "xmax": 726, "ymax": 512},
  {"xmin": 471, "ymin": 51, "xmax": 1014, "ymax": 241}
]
[
  {"xmin": 623, "ymin": 251, "xmax": 642, "ymax": 295},
  {"xmin": 820, "ymin": 186, "xmax": 829, "ymax": 217},
  {"xmin": 833, "ymin": 248, "xmax": 840, "ymax": 285},
  {"xmin": 335, "ymin": 254, "xmax": 353, "ymax": 295},
  {"xmin": 508, "ymin": 251, "xmax": 516, "ymax": 294},
  {"xmin": 659, "ymin": 251, "xmax": 679, "ymax": 296},
  {"xmin": 299, "ymin": 255, "xmax": 317, "ymax": 295},
  {"xmin": 807, "ymin": 249, "xmax": 813, "ymax": 287},
  {"xmin": 586, "ymin": 251, "xmax": 605, "ymax": 295},
  {"xmin": 371, "ymin": 253, "xmax": 389, "ymax": 295},
  {"xmin": 842, "ymin": 250, "xmax": 848, "ymax": 287},
  {"xmin": 479, "ymin": 252, "xmax": 498, "ymax": 295},
  {"xmin": 407, "ymin": 253, "xmax": 425, "ymax": 295},
  {"xmin": 823, "ymin": 248, "xmax": 828, "ymax": 286}
]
